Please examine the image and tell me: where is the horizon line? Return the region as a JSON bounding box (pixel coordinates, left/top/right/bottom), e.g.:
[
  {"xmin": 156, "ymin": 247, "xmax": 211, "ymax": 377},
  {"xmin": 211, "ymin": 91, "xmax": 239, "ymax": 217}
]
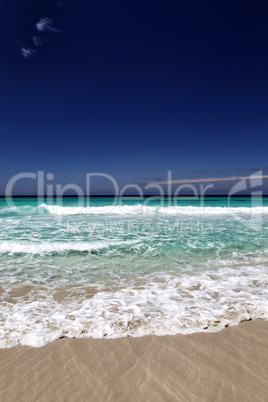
[{"xmin": 1, "ymin": 194, "xmax": 268, "ymax": 198}]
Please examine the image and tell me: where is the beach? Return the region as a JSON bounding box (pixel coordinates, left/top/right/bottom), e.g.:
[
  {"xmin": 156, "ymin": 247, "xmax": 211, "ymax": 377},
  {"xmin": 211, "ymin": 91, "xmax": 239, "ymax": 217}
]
[
  {"xmin": 0, "ymin": 197, "xmax": 268, "ymax": 401},
  {"xmin": 0, "ymin": 319, "xmax": 267, "ymax": 402},
  {"xmin": 3, "ymin": 0, "xmax": 268, "ymax": 398}
]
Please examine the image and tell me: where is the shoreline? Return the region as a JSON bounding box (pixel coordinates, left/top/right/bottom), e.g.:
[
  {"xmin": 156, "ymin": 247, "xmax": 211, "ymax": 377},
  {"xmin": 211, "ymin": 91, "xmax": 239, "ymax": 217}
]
[{"xmin": 0, "ymin": 319, "xmax": 267, "ymax": 401}]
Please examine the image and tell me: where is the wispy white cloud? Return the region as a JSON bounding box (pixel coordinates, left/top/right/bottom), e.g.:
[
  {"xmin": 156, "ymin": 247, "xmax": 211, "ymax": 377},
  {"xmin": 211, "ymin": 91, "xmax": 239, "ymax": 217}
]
[
  {"xmin": 31, "ymin": 36, "xmax": 45, "ymax": 46},
  {"xmin": 148, "ymin": 174, "xmax": 268, "ymax": 186},
  {"xmin": 36, "ymin": 18, "xmax": 62, "ymax": 33},
  {"xmin": 20, "ymin": 47, "xmax": 36, "ymax": 58}
]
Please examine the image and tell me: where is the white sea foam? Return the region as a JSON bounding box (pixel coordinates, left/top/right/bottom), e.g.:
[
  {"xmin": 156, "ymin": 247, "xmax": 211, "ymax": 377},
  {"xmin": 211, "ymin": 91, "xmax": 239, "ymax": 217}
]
[
  {"xmin": 0, "ymin": 203, "xmax": 267, "ymax": 216},
  {"xmin": 0, "ymin": 267, "xmax": 267, "ymax": 348},
  {"xmin": 0, "ymin": 239, "xmax": 139, "ymax": 254},
  {"xmin": 1, "ymin": 200, "xmax": 268, "ymax": 348},
  {"xmin": 0, "ymin": 205, "xmax": 40, "ymax": 214},
  {"xmin": 40, "ymin": 203, "xmax": 268, "ymax": 215}
]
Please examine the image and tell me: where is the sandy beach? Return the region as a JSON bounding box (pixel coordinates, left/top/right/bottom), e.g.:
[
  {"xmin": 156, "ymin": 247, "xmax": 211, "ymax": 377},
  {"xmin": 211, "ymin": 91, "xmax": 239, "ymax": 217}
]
[{"xmin": 0, "ymin": 319, "xmax": 267, "ymax": 402}]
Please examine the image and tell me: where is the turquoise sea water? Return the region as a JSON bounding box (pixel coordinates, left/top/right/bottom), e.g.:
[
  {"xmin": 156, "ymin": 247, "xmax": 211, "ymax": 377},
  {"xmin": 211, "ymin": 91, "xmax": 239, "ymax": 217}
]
[{"xmin": 0, "ymin": 196, "xmax": 268, "ymax": 347}]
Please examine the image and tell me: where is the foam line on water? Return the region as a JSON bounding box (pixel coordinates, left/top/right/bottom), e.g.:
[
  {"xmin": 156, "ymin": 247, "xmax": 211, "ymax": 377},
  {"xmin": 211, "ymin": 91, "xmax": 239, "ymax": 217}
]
[
  {"xmin": 40, "ymin": 203, "xmax": 268, "ymax": 215},
  {"xmin": 0, "ymin": 267, "xmax": 267, "ymax": 348},
  {"xmin": 0, "ymin": 239, "xmax": 140, "ymax": 254}
]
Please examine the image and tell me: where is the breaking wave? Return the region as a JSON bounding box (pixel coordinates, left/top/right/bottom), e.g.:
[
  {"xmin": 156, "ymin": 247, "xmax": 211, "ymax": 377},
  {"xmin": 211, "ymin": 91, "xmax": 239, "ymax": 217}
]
[{"xmin": 40, "ymin": 203, "xmax": 268, "ymax": 215}]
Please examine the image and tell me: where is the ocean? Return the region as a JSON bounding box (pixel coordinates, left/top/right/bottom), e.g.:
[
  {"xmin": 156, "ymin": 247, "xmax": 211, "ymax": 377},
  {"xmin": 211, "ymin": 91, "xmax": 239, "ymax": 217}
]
[{"xmin": 0, "ymin": 196, "xmax": 268, "ymax": 347}]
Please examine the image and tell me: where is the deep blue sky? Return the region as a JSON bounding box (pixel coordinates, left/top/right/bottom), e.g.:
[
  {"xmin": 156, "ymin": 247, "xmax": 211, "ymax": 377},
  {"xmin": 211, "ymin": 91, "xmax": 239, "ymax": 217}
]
[{"xmin": 1, "ymin": 0, "xmax": 268, "ymax": 194}]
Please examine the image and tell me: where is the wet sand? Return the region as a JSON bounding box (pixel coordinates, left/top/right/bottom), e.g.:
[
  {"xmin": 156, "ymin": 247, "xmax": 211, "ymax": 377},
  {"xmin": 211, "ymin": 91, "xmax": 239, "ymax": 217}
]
[{"xmin": 0, "ymin": 320, "xmax": 267, "ymax": 402}]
